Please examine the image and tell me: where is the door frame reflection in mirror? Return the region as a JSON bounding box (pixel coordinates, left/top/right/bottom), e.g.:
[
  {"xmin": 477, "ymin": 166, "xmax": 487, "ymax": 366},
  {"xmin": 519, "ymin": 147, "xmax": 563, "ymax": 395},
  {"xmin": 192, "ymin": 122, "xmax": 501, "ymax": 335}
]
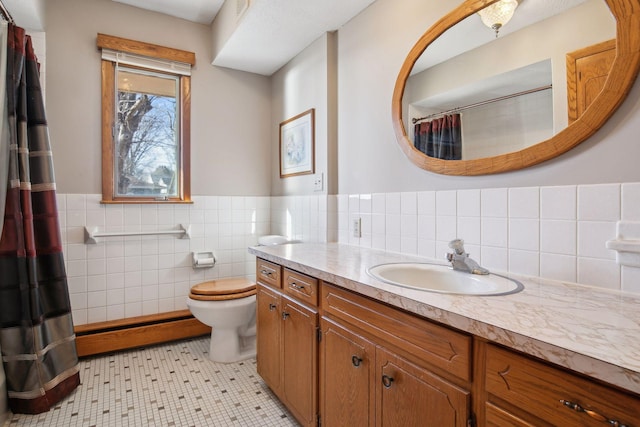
[{"xmin": 391, "ymin": 0, "xmax": 640, "ymax": 176}]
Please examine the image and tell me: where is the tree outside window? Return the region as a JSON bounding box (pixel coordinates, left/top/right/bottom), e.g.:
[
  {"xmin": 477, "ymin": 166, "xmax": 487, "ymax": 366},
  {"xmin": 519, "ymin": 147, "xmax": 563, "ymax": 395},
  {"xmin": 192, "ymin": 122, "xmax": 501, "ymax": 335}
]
[{"xmin": 115, "ymin": 68, "xmax": 179, "ymax": 197}]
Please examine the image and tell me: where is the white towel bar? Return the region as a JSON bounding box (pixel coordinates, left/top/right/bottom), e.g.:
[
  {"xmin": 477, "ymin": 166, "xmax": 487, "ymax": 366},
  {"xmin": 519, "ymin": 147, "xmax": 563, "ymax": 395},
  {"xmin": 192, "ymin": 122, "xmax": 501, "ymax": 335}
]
[{"xmin": 84, "ymin": 224, "xmax": 191, "ymax": 244}]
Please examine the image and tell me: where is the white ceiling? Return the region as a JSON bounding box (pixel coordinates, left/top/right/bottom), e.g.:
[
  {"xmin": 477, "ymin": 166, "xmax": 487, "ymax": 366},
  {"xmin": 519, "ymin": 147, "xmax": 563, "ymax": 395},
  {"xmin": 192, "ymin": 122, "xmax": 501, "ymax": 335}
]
[
  {"xmin": 210, "ymin": 0, "xmax": 377, "ymax": 75},
  {"xmin": 112, "ymin": 0, "xmax": 223, "ymax": 25},
  {"xmin": 114, "ymin": 0, "xmax": 588, "ymax": 76},
  {"xmin": 111, "ymin": 0, "xmax": 377, "ymax": 76},
  {"xmin": 3, "ymin": 0, "xmax": 44, "ymax": 30},
  {"xmin": 4, "ymin": 0, "xmax": 593, "ymax": 77},
  {"xmin": 3, "ymin": 0, "xmax": 377, "ymax": 76}
]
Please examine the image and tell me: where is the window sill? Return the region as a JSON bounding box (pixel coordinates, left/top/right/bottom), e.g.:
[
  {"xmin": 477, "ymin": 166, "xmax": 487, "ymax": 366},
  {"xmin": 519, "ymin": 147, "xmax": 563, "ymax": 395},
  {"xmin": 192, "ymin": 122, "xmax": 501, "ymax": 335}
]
[{"xmin": 100, "ymin": 199, "xmax": 193, "ymax": 205}]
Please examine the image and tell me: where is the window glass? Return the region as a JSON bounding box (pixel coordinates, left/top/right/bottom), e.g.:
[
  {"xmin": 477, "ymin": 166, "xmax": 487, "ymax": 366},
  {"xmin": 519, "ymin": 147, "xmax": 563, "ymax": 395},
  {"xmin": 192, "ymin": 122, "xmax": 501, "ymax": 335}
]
[{"xmin": 114, "ymin": 67, "xmax": 180, "ymax": 198}]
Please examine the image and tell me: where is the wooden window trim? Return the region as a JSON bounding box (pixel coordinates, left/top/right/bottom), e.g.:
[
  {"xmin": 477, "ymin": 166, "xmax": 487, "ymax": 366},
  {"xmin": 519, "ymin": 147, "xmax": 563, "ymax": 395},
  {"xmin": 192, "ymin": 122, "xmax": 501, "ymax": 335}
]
[{"xmin": 98, "ymin": 34, "xmax": 194, "ymax": 204}]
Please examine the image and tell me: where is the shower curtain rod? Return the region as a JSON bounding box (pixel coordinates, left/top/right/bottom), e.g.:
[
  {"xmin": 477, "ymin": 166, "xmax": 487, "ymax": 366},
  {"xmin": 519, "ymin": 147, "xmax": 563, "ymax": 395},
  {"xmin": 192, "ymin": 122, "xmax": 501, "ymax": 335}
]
[
  {"xmin": 412, "ymin": 84, "xmax": 552, "ymax": 124},
  {"xmin": 0, "ymin": 0, "xmax": 14, "ymax": 24}
]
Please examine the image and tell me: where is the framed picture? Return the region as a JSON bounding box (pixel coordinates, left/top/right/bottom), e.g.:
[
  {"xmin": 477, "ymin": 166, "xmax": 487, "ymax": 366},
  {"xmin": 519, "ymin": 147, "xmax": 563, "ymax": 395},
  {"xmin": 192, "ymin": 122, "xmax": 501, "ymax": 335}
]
[{"xmin": 280, "ymin": 108, "xmax": 315, "ymax": 178}]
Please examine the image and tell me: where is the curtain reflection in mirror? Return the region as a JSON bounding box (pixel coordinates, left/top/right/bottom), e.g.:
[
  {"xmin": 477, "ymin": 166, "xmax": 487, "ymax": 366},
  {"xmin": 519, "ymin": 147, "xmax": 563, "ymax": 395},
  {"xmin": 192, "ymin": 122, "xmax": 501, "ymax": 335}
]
[{"xmin": 414, "ymin": 114, "xmax": 462, "ymax": 160}]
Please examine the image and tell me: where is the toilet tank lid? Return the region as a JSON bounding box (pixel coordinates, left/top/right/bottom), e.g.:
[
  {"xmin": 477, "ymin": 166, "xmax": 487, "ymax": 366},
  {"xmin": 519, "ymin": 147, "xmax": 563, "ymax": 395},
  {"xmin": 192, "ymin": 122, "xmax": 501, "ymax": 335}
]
[{"xmin": 258, "ymin": 235, "xmax": 290, "ymax": 246}]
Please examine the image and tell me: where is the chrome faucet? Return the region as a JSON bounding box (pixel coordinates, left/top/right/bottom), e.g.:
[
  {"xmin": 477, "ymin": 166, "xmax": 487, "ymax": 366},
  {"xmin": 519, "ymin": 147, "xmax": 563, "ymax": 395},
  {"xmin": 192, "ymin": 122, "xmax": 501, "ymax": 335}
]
[{"xmin": 446, "ymin": 239, "xmax": 489, "ymax": 275}]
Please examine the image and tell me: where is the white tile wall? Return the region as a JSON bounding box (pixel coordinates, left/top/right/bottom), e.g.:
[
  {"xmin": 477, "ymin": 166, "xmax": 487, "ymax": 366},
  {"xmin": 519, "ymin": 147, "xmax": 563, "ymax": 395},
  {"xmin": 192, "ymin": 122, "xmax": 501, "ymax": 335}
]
[
  {"xmin": 331, "ymin": 183, "xmax": 640, "ymax": 295},
  {"xmin": 269, "ymin": 195, "xmax": 329, "ymax": 244},
  {"xmin": 59, "ymin": 195, "xmax": 271, "ymax": 325},
  {"xmin": 622, "ymin": 183, "xmax": 640, "ymax": 220},
  {"xmin": 60, "ymin": 183, "xmax": 640, "ymax": 326}
]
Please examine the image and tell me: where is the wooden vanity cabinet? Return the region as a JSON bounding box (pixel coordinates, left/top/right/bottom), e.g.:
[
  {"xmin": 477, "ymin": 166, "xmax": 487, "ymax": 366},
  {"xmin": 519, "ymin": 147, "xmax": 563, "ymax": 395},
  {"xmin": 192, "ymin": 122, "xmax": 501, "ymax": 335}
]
[
  {"xmin": 280, "ymin": 293, "xmax": 318, "ymax": 426},
  {"xmin": 256, "ymin": 258, "xmax": 281, "ymax": 288},
  {"xmin": 257, "ymin": 258, "xmax": 640, "ymax": 427},
  {"xmin": 375, "ymin": 346, "xmax": 471, "ymax": 427},
  {"xmin": 256, "ymin": 284, "xmax": 282, "ymax": 395},
  {"xmin": 479, "ymin": 342, "xmax": 640, "ymax": 426},
  {"xmin": 320, "ymin": 316, "xmax": 376, "ymax": 426},
  {"xmin": 255, "ymin": 259, "xmax": 319, "ymax": 427},
  {"xmin": 256, "ymin": 259, "xmax": 282, "ymax": 394},
  {"xmin": 320, "ymin": 282, "xmax": 472, "ymax": 427}
]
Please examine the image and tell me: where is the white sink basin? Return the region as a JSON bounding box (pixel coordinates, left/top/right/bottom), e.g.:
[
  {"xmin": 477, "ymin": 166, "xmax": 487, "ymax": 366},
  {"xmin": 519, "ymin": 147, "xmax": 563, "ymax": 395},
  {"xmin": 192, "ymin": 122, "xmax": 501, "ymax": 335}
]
[{"xmin": 366, "ymin": 263, "xmax": 523, "ymax": 296}]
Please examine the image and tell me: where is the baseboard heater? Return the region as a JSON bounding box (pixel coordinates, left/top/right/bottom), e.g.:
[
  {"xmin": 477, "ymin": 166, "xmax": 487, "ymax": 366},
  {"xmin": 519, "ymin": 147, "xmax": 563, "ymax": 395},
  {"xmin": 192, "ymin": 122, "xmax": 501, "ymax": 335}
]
[{"xmin": 74, "ymin": 310, "xmax": 211, "ymax": 357}]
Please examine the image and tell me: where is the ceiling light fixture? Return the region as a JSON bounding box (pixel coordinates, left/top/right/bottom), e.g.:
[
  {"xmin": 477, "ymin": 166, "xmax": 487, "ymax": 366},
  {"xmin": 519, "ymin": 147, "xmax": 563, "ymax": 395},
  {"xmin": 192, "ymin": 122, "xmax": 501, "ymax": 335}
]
[{"xmin": 477, "ymin": 0, "xmax": 519, "ymax": 38}]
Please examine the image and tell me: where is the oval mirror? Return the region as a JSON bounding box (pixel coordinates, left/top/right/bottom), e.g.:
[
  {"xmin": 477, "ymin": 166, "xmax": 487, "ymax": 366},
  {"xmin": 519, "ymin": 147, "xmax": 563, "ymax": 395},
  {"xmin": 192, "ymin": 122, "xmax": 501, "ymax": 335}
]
[{"xmin": 392, "ymin": 0, "xmax": 640, "ymax": 175}]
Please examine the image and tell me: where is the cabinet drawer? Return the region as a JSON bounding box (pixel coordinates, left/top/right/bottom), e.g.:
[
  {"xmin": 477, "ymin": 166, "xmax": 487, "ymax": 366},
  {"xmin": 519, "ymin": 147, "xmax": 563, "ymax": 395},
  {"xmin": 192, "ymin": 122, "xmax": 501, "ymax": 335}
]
[
  {"xmin": 321, "ymin": 283, "xmax": 471, "ymax": 382},
  {"xmin": 283, "ymin": 269, "xmax": 318, "ymax": 306},
  {"xmin": 485, "ymin": 344, "xmax": 640, "ymax": 426},
  {"xmin": 485, "ymin": 403, "xmax": 536, "ymax": 427},
  {"xmin": 256, "ymin": 259, "xmax": 281, "ymax": 288}
]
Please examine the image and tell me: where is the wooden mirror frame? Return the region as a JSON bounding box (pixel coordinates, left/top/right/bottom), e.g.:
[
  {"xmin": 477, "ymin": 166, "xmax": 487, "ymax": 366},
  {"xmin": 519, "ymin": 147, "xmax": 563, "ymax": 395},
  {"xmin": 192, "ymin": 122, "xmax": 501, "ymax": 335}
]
[{"xmin": 392, "ymin": 0, "xmax": 640, "ymax": 176}]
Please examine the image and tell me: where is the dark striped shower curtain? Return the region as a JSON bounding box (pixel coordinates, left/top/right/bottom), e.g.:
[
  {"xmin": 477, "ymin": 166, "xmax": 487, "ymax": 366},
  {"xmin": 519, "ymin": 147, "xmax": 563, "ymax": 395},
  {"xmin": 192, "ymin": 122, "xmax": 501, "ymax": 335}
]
[
  {"xmin": 0, "ymin": 24, "xmax": 79, "ymax": 414},
  {"xmin": 414, "ymin": 113, "xmax": 462, "ymax": 160}
]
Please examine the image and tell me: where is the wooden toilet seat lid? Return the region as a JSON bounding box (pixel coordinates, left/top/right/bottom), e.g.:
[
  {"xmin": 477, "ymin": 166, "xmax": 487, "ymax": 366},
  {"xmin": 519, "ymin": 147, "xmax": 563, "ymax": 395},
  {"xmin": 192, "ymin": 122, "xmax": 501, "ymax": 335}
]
[{"xmin": 190, "ymin": 277, "xmax": 256, "ymax": 297}]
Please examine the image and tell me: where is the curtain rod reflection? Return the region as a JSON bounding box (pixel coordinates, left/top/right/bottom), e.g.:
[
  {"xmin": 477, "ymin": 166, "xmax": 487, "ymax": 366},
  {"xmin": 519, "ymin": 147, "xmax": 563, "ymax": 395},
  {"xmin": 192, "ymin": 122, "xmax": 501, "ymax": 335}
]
[
  {"xmin": 412, "ymin": 84, "xmax": 552, "ymax": 124},
  {"xmin": 0, "ymin": 0, "xmax": 14, "ymax": 23}
]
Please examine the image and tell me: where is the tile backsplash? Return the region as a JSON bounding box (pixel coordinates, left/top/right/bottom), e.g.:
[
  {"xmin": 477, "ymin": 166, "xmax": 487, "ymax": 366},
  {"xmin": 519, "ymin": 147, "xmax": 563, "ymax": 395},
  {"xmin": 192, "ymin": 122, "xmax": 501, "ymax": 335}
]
[
  {"xmin": 59, "ymin": 183, "xmax": 640, "ymax": 325},
  {"xmin": 331, "ymin": 183, "xmax": 640, "ymax": 296}
]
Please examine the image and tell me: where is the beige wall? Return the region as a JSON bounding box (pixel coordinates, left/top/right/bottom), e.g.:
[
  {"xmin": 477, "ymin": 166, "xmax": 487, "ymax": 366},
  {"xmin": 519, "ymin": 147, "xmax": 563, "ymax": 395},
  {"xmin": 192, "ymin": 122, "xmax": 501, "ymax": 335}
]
[
  {"xmin": 334, "ymin": 0, "xmax": 640, "ymax": 194},
  {"xmin": 44, "ymin": 0, "xmax": 271, "ymax": 196},
  {"xmin": 43, "ymin": 0, "xmax": 640, "ymax": 197},
  {"xmin": 270, "ymin": 33, "xmax": 337, "ymax": 196}
]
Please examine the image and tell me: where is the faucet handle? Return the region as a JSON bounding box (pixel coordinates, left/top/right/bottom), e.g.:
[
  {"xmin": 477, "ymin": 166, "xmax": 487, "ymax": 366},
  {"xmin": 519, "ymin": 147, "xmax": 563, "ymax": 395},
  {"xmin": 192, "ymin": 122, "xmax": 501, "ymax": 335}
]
[{"xmin": 448, "ymin": 239, "xmax": 465, "ymax": 255}]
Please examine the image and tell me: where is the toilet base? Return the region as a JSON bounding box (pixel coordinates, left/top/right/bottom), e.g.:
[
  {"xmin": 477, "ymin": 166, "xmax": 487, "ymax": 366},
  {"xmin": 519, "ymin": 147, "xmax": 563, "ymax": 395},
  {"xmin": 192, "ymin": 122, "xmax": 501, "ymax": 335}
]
[{"xmin": 208, "ymin": 328, "xmax": 256, "ymax": 363}]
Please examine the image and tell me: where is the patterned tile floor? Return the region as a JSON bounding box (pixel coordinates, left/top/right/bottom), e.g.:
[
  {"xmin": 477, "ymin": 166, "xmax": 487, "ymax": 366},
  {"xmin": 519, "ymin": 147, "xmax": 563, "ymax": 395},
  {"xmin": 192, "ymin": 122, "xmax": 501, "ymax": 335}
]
[{"xmin": 7, "ymin": 337, "xmax": 299, "ymax": 426}]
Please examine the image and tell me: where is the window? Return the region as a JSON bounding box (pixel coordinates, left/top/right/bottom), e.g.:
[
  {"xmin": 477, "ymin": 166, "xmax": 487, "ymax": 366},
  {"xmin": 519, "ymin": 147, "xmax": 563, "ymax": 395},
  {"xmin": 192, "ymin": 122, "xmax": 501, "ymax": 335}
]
[{"xmin": 97, "ymin": 34, "xmax": 194, "ymax": 203}]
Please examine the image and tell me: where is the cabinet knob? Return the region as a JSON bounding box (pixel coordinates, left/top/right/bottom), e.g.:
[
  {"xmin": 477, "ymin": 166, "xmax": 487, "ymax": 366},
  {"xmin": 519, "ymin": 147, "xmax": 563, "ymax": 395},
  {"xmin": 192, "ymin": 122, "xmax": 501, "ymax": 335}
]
[
  {"xmin": 282, "ymin": 311, "xmax": 290, "ymax": 320},
  {"xmin": 261, "ymin": 269, "xmax": 272, "ymax": 276},
  {"xmin": 351, "ymin": 355, "xmax": 363, "ymax": 367},
  {"xmin": 381, "ymin": 375, "xmax": 394, "ymax": 389},
  {"xmin": 560, "ymin": 400, "xmax": 628, "ymax": 427},
  {"xmin": 269, "ymin": 303, "xmax": 277, "ymax": 311}
]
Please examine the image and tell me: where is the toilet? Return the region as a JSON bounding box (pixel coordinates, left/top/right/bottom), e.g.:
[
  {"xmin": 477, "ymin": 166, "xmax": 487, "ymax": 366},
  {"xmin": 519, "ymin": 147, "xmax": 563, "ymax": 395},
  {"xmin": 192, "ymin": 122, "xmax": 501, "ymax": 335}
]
[{"xmin": 186, "ymin": 277, "xmax": 257, "ymax": 363}]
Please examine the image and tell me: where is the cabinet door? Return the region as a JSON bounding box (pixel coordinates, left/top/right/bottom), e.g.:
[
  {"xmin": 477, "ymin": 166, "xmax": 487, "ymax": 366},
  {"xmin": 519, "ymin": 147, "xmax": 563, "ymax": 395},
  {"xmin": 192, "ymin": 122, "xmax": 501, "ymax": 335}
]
[
  {"xmin": 320, "ymin": 317, "xmax": 375, "ymax": 427},
  {"xmin": 376, "ymin": 347, "xmax": 470, "ymax": 427},
  {"xmin": 256, "ymin": 284, "xmax": 282, "ymax": 396},
  {"xmin": 282, "ymin": 295, "xmax": 318, "ymax": 427}
]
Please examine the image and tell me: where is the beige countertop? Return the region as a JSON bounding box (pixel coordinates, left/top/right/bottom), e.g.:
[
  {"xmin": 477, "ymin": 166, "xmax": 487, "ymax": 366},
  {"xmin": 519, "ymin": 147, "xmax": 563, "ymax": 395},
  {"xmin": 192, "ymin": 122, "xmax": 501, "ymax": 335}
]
[{"xmin": 248, "ymin": 242, "xmax": 640, "ymax": 395}]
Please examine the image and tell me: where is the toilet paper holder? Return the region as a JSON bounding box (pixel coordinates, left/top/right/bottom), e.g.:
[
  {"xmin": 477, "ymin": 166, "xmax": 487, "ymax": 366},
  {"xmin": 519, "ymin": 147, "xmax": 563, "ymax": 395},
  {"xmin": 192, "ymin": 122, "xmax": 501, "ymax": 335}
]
[{"xmin": 192, "ymin": 251, "xmax": 216, "ymax": 269}]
